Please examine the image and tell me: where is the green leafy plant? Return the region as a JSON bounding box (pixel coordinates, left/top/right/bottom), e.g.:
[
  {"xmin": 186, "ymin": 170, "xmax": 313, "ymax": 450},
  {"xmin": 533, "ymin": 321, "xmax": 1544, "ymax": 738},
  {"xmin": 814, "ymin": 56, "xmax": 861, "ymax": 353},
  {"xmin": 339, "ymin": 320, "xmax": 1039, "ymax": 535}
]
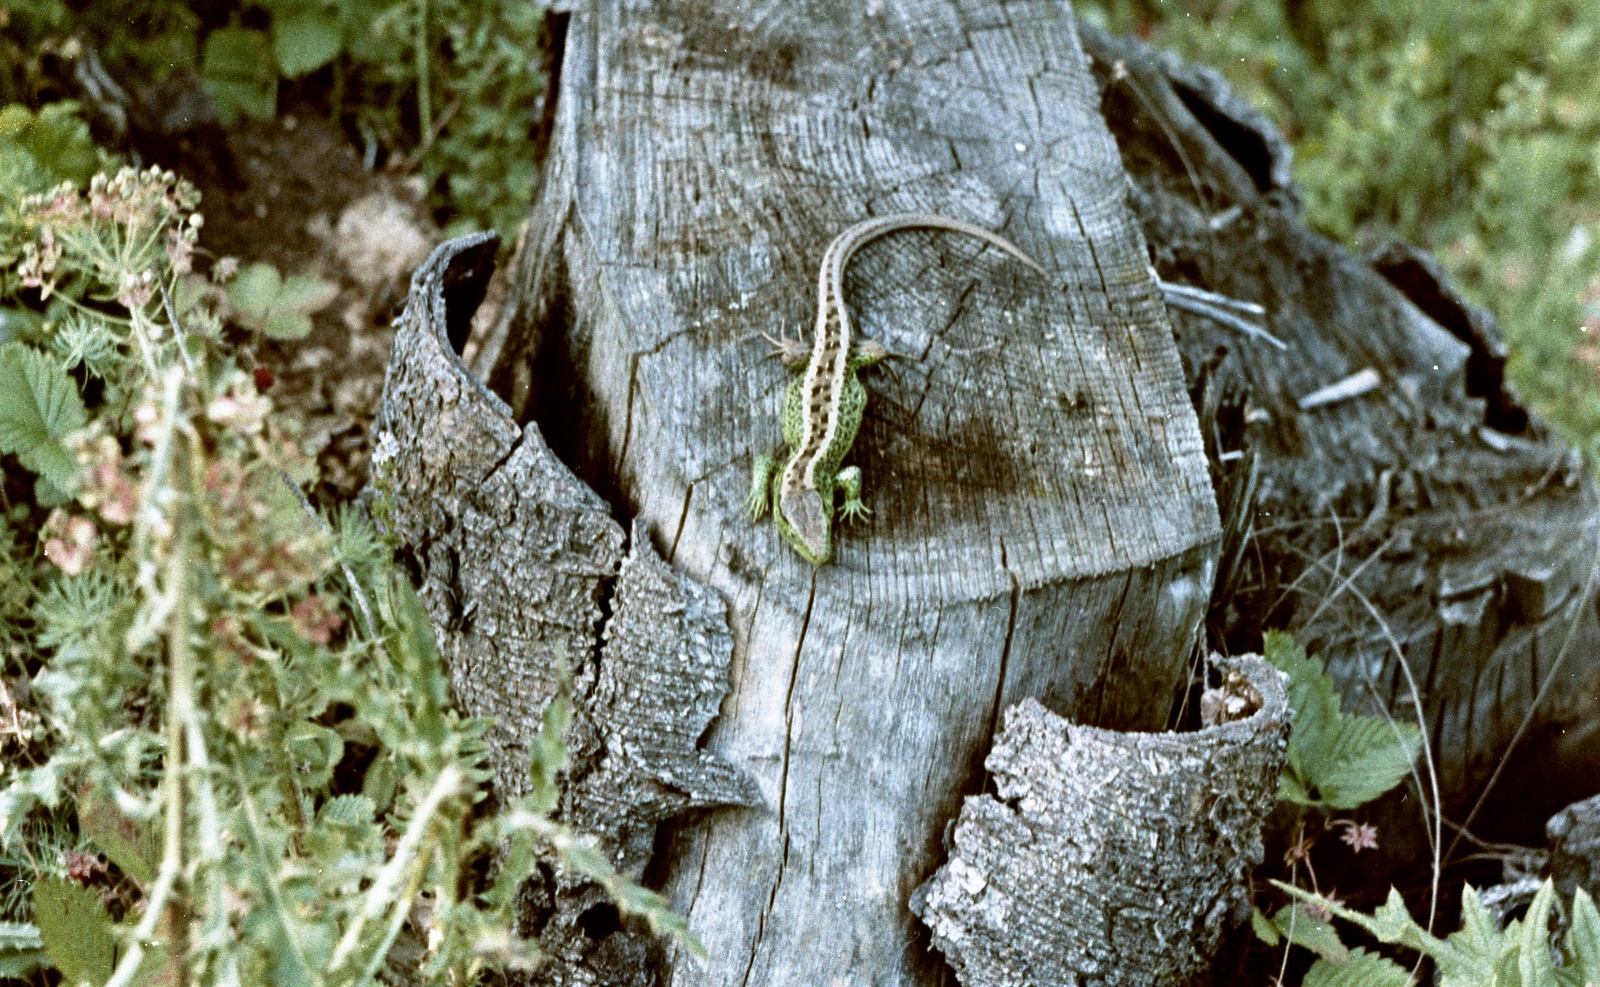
[
  {"xmin": 226, "ymin": 261, "xmax": 338, "ymax": 340},
  {"xmin": 0, "ymin": 130, "xmax": 694, "ymax": 983},
  {"xmin": 1265, "ymin": 630, "xmax": 1421, "ymax": 810},
  {"xmin": 1274, "ymin": 878, "xmax": 1600, "ymax": 987}
]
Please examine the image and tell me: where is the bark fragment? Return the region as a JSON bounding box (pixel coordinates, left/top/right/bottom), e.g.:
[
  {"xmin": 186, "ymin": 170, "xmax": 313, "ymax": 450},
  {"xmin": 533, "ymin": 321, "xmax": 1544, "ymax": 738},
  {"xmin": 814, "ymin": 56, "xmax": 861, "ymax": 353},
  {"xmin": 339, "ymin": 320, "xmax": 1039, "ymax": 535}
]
[{"xmin": 912, "ymin": 655, "xmax": 1289, "ymax": 987}]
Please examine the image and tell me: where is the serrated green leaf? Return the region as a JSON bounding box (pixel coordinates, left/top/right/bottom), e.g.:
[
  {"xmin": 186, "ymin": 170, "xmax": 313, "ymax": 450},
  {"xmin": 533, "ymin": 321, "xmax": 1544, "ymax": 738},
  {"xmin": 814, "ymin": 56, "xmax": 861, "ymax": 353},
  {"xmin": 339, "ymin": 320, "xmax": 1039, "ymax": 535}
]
[
  {"xmin": 317, "ymin": 793, "xmax": 375, "ymax": 828},
  {"xmin": 32, "ymin": 876, "xmax": 116, "ymax": 987},
  {"xmin": 273, "ymin": 9, "xmax": 343, "ymax": 77},
  {"xmin": 202, "ymin": 28, "xmax": 277, "ymax": 123},
  {"xmin": 1264, "ymin": 630, "xmax": 1420, "ymax": 809},
  {"xmin": 79, "ymin": 791, "xmax": 159, "ymax": 886},
  {"xmin": 1315, "ymin": 716, "xmax": 1421, "ymax": 809},
  {"xmin": 0, "ymin": 342, "xmax": 88, "ymax": 491},
  {"xmin": 1303, "ymin": 947, "xmax": 1414, "ymax": 987},
  {"xmin": 1269, "ymin": 904, "xmax": 1349, "ymax": 963},
  {"xmin": 1516, "ymin": 880, "xmax": 1557, "ymax": 987}
]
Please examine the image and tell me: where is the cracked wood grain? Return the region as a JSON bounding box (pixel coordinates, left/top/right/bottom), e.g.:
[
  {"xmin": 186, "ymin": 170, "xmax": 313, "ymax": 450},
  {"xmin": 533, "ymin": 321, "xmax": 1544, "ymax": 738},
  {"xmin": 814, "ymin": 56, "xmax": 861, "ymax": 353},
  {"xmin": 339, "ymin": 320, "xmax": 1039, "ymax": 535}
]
[
  {"xmin": 1080, "ymin": 23, "xmax": 1600, "ymax": 850},
  {"xmin": 491, "ymin": 2, "xmax": 1221, "ymax": 985}
]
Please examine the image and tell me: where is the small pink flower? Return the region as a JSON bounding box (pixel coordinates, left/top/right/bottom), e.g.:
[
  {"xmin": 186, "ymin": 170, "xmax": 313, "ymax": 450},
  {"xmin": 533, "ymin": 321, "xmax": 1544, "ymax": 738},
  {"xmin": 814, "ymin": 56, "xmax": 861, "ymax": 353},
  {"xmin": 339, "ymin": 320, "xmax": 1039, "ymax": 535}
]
[
  {"xmin": 117, "ymin": 270, "xmax": 155, "ymax": 311},
  {"xmin": 42, "ymin": 510, "xmax": 98, "ymax": 576},
  {"xmin": 1336, "ymin": 820, "xmax": 1380, "ymax": 853},
  {"xmin": 289, "ymin": 594, "xmax": 344, "ymax": 645}
]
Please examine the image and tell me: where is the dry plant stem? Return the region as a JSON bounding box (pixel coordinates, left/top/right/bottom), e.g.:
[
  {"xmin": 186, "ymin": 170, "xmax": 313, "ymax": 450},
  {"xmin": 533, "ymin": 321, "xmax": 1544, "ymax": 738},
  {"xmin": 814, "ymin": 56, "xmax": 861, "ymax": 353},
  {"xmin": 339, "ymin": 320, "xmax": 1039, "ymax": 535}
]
[
  {"xmin": 1326, "ymin": 561, "xmax": 1443, "ymax": 935},
  {"xmin": 108, "ymin": 538, "xmax": 190, "ymax": 987},
  {"xmin": 1445, "ymin": 543, "xmax": 1600, "ymax": 863},
  {"xmin": 107, "ymin": 368, "xmax": 190, "ymax": 987},
  {"xmin": 328, "ymin": 763, "xmax": 461, "ymax": 974}
]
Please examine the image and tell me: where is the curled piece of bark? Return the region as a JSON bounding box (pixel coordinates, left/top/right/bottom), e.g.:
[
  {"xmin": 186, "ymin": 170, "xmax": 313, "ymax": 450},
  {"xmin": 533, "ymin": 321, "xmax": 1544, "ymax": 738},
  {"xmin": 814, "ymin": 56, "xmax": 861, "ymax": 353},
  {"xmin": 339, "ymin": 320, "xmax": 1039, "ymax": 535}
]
[
  {"xmin": 372, "ymin": 234, "xmax": 756, "ymax": 985},
  {"xmin": 371, "ymin": 231, "xmax": 625, "ymax": 799},
  {"xmin": 911, "ymin": 655, "xmax": 1288, "ymax": 987}
]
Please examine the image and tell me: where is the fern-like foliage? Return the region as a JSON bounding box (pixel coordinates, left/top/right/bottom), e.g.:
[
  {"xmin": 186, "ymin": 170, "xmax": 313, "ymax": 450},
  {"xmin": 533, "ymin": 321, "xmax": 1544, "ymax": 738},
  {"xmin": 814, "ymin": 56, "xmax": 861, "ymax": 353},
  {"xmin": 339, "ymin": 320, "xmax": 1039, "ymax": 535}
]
[{"xmin": 1264, "ymin": 631, "xmax": 1421, "ymax": 810}]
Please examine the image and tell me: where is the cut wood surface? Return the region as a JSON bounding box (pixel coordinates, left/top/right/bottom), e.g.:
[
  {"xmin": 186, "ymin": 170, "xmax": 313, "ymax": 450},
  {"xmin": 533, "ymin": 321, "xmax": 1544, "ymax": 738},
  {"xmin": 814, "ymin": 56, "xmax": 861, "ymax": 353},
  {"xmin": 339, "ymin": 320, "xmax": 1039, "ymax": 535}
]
[{"xmin": 491, "ymin": 1, "xmax": 1221, "ymax": 983}]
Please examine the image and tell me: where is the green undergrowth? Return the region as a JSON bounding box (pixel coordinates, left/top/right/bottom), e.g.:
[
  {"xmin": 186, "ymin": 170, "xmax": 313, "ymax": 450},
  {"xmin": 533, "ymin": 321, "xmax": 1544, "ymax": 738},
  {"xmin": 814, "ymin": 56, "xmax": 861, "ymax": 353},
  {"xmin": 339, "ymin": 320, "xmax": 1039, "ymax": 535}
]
[
  {"xmin": 0, "ymin": 105, "xmax": 690, "ymax": 985},
  {"xmin": 1081, "ymin": 0, "xmax": 1600, "ymax": 469},
  {"xmin": 0, "ymin": 0, "xmax": 548, "ymax": 241}
]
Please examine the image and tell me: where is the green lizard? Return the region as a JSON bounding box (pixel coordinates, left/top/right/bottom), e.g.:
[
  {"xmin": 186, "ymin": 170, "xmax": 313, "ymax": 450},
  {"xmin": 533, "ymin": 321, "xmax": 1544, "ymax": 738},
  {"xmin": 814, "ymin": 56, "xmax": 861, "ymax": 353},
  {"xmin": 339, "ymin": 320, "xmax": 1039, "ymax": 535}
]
[{"xmin": 745, "ymin": 213, "xmax": 1046, "ymax": 565}]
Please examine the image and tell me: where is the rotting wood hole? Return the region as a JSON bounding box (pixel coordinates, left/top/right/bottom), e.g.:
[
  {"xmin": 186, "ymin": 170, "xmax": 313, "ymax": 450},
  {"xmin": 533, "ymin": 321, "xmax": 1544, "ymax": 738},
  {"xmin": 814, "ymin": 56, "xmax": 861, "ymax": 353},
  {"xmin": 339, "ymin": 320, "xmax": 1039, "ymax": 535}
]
[
  {"xmin": 577, "ymin": 902, "xmax": 623, "ymax": 940},
  {"xmin": 1370, "ymin": 253, "xmax": 1529, "ymax": 434},
  {"xmin": 1169, "ymin": 80, "xmax": 1275, "ymax": 194}
]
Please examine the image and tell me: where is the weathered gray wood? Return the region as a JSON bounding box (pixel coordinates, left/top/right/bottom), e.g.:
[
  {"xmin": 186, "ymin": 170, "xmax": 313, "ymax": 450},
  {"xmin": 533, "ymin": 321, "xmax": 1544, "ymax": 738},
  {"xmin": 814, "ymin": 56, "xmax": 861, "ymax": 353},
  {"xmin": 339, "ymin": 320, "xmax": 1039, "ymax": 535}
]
[
  {"xmin": 372, "ymin": 235, "xmax": 757, "ymax": 985},
  {"xmin": 1079, "ymin": 24, "xmax": 1600, "ymax": 843},
  {"xmin": 497, "ymin": 2, "xmax": 1221, "ymax": 984},
  {"xmin": 911, "ymin": 655, "xmax": 1288, "ymax": 986},
  {"xmin": 1548, "ymin": 793, "xmax": 1600, "ymax": 905}
]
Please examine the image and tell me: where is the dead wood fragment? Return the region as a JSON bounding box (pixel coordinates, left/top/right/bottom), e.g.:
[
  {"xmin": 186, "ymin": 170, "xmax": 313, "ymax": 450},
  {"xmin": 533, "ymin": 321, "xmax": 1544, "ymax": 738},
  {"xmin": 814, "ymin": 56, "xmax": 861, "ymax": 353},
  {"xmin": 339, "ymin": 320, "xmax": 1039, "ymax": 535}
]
[
  {"xmin": 911, "ymin": 655, "xmax": 1289, "ymax": 987},
  {"xmin": 372, "ymin": 233, "xmax": 755, "ymax": 986}
]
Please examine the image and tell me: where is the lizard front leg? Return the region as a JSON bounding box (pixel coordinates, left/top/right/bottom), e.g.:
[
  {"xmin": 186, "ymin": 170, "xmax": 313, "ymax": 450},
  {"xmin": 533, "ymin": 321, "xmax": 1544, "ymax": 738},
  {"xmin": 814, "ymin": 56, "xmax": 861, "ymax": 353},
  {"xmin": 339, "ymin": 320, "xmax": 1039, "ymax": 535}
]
[
  {"xmin": 746, "ymin": 454, "xmax": 780, "ymax": 520},
  {"xmin": 836, "ymin": 465, "xmax": 872, "ymax": 524}
]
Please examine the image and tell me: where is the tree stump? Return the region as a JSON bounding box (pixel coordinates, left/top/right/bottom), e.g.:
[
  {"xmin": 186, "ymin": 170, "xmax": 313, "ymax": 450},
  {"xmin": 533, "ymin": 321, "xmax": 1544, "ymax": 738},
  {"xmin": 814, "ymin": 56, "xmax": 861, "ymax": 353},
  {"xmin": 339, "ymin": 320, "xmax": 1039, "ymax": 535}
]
[{"xmin": 485, "ymin": 2, "xmax": 1221, "ymax": 983}]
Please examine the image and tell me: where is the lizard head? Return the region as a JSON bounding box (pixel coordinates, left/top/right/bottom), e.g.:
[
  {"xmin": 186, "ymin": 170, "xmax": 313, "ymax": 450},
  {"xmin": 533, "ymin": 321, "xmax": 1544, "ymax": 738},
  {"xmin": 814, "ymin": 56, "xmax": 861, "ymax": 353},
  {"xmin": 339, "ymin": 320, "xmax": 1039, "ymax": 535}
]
[{"xmin": 776, "ymin": 488, "xmax": 832, "ymax": 565}]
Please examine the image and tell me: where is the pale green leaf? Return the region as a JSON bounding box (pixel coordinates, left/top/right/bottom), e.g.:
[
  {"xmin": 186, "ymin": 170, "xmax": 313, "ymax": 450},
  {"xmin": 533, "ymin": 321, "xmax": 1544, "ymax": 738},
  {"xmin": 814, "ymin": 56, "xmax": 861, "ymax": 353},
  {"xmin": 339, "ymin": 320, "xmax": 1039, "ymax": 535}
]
[
  {"xmin": 1251, "ymin": 905, "xmax": 1280, "ymax": 946},
  {"xmin": 1567, "ymin": 886, "xmax": 1600, "ymax": 986},
  {"xmin": 227, "ymin": 262, "xmax": 282, "ymax": 320},
  {"xmin": 1269, "ymin": 904, "xmax": 1349, "ymax": 963},
  {"xmin": 202, "ymin": 28, "xmax": 277, "ymax": 123},
  {"xmin": 0, "ymin": 342, "xmax": 88, "ymax": 491},
  {"xmin": 276, "ymin": 274, "xmax": 340, "ymax": 314},
  {"xmin": 32, "ymin": 876, "xmax": 116, "ymax": 987},
  {"xmin": 273, "ymin": 9, "xmax": 343, "ymax": 77},
  {"xmin": 1303, "ymin": 947, "xmax": 1414, "ymax": 987},
  {"xmin": 227, "ymin": 264, "xmax": 336, "ymax": 339},
  {"xmin": 262, "ymin": 311, "xmax": 313, "ymax": 340},
  {"xmin": 285, "ymin": 721, "xmax": 344, "ymax": 790}
]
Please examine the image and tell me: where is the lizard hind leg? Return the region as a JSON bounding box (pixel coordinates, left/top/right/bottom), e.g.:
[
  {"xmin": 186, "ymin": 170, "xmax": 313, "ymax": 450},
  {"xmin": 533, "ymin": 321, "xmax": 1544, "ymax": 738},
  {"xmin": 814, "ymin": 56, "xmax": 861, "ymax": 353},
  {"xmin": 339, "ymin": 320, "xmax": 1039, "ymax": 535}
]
[
  {"xmin": 746, "ymin": 454, "xmax": 779, "ymax": 520},
  {"xmin": 837, "ymin": 465, "xmax": 872, "ymax": 525},
  {"xmin": 848, "ymin": 338, "xmax": 892, "ymax": 370}
]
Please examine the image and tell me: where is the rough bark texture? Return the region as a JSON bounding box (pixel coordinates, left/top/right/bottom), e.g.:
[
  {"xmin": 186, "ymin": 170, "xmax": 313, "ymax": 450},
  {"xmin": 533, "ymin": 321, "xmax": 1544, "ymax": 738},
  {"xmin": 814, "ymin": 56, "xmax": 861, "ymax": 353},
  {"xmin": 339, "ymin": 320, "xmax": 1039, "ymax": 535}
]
[
  {"xmin": 371, "ymin": 234, "xmax": 757, "ymax": 985},
  {"xmin": 1548, "ymin": 793, "xmax": 1600, "ymax": 905},
  {"xmin": 486, "ymin": 2, "xmax": 1222, "ymax": 984},
  {"xmin": 911, "ymin": 655, "xmax": 1288, "ymax": 987},
  {"xmin": 1078, "ymin": 24, "xmax": 1600, "ymax": 847}
]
